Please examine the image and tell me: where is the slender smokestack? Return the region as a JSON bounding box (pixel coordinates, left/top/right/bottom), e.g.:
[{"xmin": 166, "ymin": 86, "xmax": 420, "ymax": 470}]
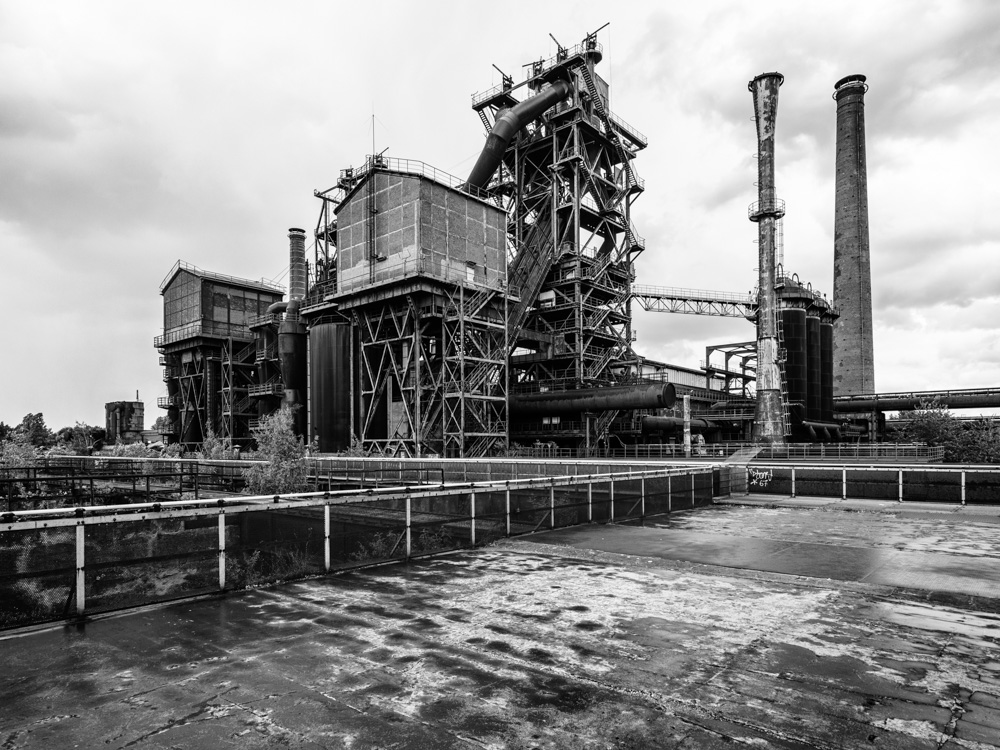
[
  {"xmin": 832, "ymin": 74, "xmax": 874, "ymax": 395},
  {"xmin": 288, "ymin": 227, "xmax": 307, "ymax": 302},
  {"xmin": 749, "ymin": 72, "xmax": 787, "ymax": 445}
]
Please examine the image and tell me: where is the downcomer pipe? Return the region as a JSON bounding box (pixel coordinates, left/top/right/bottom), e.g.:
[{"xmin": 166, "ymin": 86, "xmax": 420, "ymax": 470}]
[{"xmin": 465, "ymin": 79, "xmax": 572, "ymax": 191}]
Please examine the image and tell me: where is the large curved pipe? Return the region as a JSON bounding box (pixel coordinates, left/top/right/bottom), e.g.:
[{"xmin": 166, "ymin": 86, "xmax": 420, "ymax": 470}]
[
  {"xmin": 465, "ymin": 79, "xmax": 572, "ymax": 191},
  {"xmin": 511, "ymin": 383, "xmax": 675, "ymax": 416}
]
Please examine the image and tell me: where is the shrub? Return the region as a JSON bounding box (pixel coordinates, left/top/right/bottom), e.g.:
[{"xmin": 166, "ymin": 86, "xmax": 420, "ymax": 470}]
[
  {"xmin": 197, "ymin": 429, "xmax": 239, "ymax": 460},
  {"xmin": 241, "ymin": 407, "xmax": 308, "ymax": 495}
]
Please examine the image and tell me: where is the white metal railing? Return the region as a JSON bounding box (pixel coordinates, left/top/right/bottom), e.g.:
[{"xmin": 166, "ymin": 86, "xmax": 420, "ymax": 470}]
[
  {"xmin": 154, "ymin": 321, "xmax": 255, "ymax": 348},
  {"xmin": 632, "ymin": 285, "xmax": 755, "ymax": 305},
  {"xmin": 158, "ymin": 259, "xmax": 284, "ymax": 294},
  {"xmin": 338, "ymin": 254, "xmax": 508, "ymax": 297},
  {"xmin": 470, "ymin": 39, "xmax": 605, "ymax": 108},
  {"xmin": 1, "ymin": 462, "xmax": 713, "ymax": 625},
  {"xmin": 744, "ymin": 462, "xmax": 1000, "ymax": 505}
]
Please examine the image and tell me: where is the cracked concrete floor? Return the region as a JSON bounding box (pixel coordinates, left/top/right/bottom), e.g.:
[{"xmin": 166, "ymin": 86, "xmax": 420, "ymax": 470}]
[{"xmin": 1, "ymin": 504, "xmax": 999, "ymax": 749}]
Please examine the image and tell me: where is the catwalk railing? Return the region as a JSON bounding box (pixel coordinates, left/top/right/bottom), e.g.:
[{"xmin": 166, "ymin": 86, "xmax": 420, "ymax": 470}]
[
  {"xmin": 743, "ymin": 463, "xmax": 1000, "ymax": 504},
  {"xmin": 507, "ymin": 443, "xmax": 945, "ymax": 462},
  {"xmin": 0, "ymin": 462, "xmax": 718, "ymax": 630}
]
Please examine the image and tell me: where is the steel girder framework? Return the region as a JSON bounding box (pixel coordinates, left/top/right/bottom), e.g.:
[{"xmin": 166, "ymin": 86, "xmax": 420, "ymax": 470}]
[
  {"xmin": 473, "ymin": 37, "xmax": 646, "ymax": 452},
  {"xmin": 442, "ymin": 286, "xmax": 509, "ymax": 458},
  {"xmin": 704, "ymin": 341, "xmax": 757, "ymax": 398},
  {"xmin": 176, "ymin": 346, "xmax": 217, "ymax": 448},
  {"xmin": 219, "ymin": 338, "xmax": 257, "ymax": 447},
  {"xmin": 352, "ymin": 284, "xmax": 509, "ymax": 458},
  {"xmin": 632, "ymin": 285, "xmax": 757, "ymax": 318}
]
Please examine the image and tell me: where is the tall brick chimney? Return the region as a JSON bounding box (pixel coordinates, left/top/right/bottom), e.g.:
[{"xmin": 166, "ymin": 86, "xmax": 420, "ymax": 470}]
[{"xmin": 832, "ymin": 74, "xmax": 875, "ymax": 395}]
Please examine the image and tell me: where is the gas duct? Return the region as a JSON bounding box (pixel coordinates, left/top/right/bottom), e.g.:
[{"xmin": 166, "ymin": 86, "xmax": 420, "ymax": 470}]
[{"xmin": 748, "ymin": 72, "xmax": 786, "ymax": 445}]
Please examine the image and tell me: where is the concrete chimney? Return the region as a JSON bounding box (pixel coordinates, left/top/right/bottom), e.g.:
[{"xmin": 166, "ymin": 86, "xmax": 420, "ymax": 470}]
[
  {"xmin": 832, "ymin": 75, "xmax": 875, "ymax": 395},
  {"xmin": 749, "ymin": 72, "xmax": 787, "ymax": 445}
]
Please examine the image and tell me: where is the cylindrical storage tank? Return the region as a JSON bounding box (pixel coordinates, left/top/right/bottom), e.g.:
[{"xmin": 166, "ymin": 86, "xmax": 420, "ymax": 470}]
[
  {"xmin": 309, "ymin": 321, "xmax": 352, "ymax": 452},
  {"xmin": 820, "ymin": 317, "xmax": 835, "ymax": 422},
  {"xmin": 781, "ymin": 307, "xmax": 808, "ymax": 428},
  {"xmin": 806, "ymin": 312, "xmax": 822, "ymax": 422}
]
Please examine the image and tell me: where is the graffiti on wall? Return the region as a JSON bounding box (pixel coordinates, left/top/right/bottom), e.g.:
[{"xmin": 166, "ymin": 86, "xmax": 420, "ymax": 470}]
[{"xmin": 748, "ymin": 468, "xmax": 773, "ymax": 488}]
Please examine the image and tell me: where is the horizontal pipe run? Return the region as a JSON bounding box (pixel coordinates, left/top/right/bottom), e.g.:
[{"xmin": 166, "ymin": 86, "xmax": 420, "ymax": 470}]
[
  {"xmin": 835, "ymin": 393, "xmax": 1000, "ymax": 411},
  {"xmin": 511, "ymin": 383, "xmax": 676, "ymax": 415}
]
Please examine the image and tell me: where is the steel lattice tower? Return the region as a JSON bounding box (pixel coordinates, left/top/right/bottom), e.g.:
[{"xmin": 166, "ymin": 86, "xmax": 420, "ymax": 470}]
[{"xmin": 472, "ymin": 34, "xmax": 646, "ymax": 452}]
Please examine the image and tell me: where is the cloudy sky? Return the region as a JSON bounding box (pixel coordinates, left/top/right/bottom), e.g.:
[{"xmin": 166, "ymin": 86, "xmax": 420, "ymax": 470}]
[{"xmin": 2, "ymin": 0, "xmax": 998, "ymax": 431}]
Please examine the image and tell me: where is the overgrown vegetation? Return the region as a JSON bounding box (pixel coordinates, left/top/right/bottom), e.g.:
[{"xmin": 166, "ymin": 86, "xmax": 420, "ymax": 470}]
[
  {"xmin": 241, "ymin": 406, "xmax": 309, "ymax": 495},
  {"xmin": 340, "ymin": 434, "xmax": 373, "ymax": 457},
  {"xmin": 110, "ymin": 440, "xmax": 155, "ymax": 458},
  {"xmin": 886, "ymin": 399, "xmax": 1000, "ymax": 463},
  {"xmin": 226, "ymin": 546, "xmax": 317, "ymax": 589},
  {"xmin": 55, "ymin": 422, "xmax": 105, "ymax": 454},
  {"xmin": 0, "ymin": 432, "xmax": 38, "ymax": 467},
  {"xmin": 197, "ymin": 429, "xmax": 239, "ymax": 460},
  {"xmin": 350, "ymin": 525, "xmax": 453, "ymax": 561}
]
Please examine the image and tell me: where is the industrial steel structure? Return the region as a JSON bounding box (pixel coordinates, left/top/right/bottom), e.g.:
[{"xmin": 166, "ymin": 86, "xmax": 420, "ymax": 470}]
[
  {"xmin": 153, "ymin": 35, "xmax": 931, "ymax": 454},
  {"xmin": 299, "ymin": 31, "xmax": 668, "ymax": 457},
  {"xmin": 155, "ymin": 262, "xmax": 285, "ymax": 449}
]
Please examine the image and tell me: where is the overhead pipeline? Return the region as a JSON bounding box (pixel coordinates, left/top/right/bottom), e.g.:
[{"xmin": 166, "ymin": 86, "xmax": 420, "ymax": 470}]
[
  {"xmin": 465, "ymin": 79, "xmax": 572, "ymax": 191},
  {"xmin": 834, "ymin": 391, "xmax": 1000, "ymax": 412},
  {"xmin": 510, "ymin": 383, "xmax": 675, "ymax": 415}
]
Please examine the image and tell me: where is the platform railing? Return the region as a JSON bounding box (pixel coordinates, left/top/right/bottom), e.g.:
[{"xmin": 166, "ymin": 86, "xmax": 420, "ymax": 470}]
[
  {"xmin": 0, "ymin": 462, "xmax": 716, "ymax": 630},
  {"xmin": 743, "ymin": 463, "xmax": 1000, "ymax": 504}
]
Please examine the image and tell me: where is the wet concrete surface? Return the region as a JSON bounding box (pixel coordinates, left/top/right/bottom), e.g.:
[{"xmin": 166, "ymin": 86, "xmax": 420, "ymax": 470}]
[
  {"xmin": 2, "ymin": 501, "xmax": 999, "ymax": 749},
  {"xmin": 530, "ymin": 502, "xmax": 1000, "ymax": 599}
]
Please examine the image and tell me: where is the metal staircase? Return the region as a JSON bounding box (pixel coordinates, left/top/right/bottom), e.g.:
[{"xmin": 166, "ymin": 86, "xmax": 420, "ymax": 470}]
[
  {"xmin": 775, "ymin": 315, "xmax": 792, "ymax": 436},
  {"xmin": 507, "ymin": 209, "xmax": 555, "ymax": 334},
  {"xmin": 578, "ymin": 63, "xmax": 640, "ymax": 200}
]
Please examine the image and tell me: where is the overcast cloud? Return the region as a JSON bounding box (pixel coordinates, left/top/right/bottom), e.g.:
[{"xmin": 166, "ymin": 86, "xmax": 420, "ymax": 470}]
[{"xmin": 2, "ymin": 0, "xmax": 998, "ymax": 430}]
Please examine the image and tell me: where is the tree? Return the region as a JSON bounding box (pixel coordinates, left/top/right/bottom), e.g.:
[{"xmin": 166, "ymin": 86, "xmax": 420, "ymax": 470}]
[
  {"xmin": 0, "ymin": 431, "xmax": 38, "ymax": 466},
  {"xmin": 16, "ymin": 413, "xmax": 55, "ymax": 448},
  {"xmin": 888, "ymin": 400, "xmax": 1000, "ymax": 464},
  {"xmin": 56, "ymin": 422, "xmax": 106, "ymax": 454},
  {"xmin": 891, "ymin": 400, "xmax": 957, "ymax": 450},
  {"xmin": 151, "ymin": 415, "xmax": 171, "ymax": 434},
  {"xmin": 242, "ymin": 407, "xmax": 308, "ymax": 495}
]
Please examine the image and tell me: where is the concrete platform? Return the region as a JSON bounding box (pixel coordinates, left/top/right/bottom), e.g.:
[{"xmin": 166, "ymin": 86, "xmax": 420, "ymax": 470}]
[{"xmin": 2, "ymin": 502, "xmax": 999, "ymax": 749}]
